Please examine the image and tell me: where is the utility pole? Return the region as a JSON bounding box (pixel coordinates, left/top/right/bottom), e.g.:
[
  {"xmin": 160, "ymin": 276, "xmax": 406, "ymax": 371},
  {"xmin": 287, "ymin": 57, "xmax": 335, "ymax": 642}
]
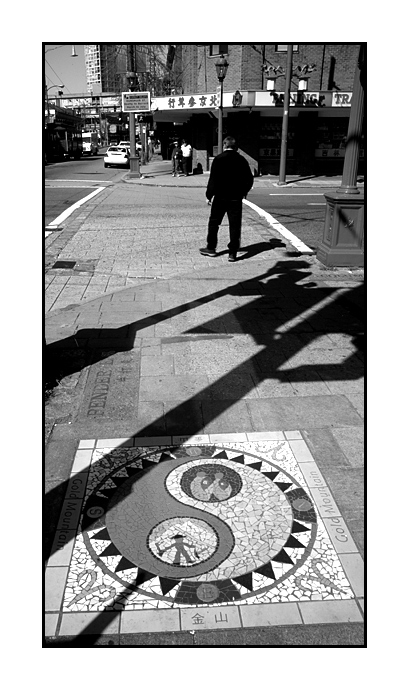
[
  {"xmin": 127, "ymin": 43, "xmax": 140, "ymax": 177},
  {"xmin": 278, "ymin": 45, "xmax": 293, "ymax": 185}
]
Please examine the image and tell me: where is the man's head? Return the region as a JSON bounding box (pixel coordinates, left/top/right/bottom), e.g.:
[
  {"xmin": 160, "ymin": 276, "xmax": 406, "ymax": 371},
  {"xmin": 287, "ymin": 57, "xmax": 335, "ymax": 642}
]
[{"xmin": 223, "ymin": 136, "xmax": 237, "ymax": 151}]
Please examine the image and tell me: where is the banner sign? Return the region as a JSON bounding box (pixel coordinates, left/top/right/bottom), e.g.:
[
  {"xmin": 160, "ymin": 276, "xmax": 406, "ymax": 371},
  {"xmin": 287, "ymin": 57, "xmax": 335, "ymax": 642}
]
[{"xmin": 152, "ymin": 93, "xmax": 220, "ymax": 111}]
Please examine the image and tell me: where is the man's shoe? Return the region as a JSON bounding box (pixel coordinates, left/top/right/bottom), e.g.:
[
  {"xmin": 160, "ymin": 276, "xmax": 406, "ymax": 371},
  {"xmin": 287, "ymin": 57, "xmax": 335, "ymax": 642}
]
[
  {"xmin": 199, "ymin": 247, "xmax": 217, "ymax": 257},
  {"xmin": 228, "ymin": 253, "xmax": 237, "ymax": 262}
]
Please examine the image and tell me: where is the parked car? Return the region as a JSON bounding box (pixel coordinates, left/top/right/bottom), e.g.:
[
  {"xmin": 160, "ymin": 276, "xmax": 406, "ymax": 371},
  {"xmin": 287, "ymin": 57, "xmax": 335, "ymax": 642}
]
[
  {"xmin": 119, "ymin": 140, "xmax": 142, "ymax": 152},
  {"xmin": 104, "ymin": 146, "xmax": 130, "ymax": 168}
]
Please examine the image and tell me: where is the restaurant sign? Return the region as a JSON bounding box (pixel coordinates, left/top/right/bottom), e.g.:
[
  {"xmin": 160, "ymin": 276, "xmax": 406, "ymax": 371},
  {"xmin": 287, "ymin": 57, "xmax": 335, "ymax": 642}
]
[{"xmin": 255, "ymin": 91, "xmax": 353, "ymax": 108}]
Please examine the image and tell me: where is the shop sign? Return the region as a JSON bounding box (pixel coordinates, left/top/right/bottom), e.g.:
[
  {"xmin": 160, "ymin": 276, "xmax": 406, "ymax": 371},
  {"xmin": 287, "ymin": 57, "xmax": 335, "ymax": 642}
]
[
  {"xmin": 260, "ymin": 148, "xmax": 294, "ymax": 158},
  {"xmin": 256, "ymin": 91, "xmax": 349, "ymax": 108},
  {"xmin": 332, "ymin": 92, "xmax": 353, "ymax": 107},
  {"xmin": 60, "ymin": 97, "xmax": 92, "ymax": 108},
  {"xmin": 101, "ymin": 96, "xmax": 121, "ymax": 108},
  {"xmin": 257, "ymin": 91, "xmax": 329, "ymax": 107},
  {"xmin": 152, "ymin": 93, "xmax": 220, "ymax": 111},
  {"xmin": 315, "ymin": 148, "xmax": 364, "ymax": 158},
  {"xmin": 315, "ymin": 148, "xmax": 345, "ymax": 158}
]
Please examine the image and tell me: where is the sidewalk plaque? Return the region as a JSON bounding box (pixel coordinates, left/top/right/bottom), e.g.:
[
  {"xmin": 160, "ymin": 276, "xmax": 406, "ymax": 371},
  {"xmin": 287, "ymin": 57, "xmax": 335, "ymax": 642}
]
[{"xmin": 122, "ymin": 91, "xmax": 151, "ymax": 113}]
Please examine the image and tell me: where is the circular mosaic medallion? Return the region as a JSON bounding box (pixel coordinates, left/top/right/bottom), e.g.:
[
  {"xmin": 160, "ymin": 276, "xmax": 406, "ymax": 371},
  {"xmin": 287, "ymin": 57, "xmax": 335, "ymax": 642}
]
[
  {"xmin": 81, "ymin": 445, "xmax": 317, "ymax": 606},
  {"xmin": 148, "ymin": 517, "xmax": 219, "ymax": 566}
]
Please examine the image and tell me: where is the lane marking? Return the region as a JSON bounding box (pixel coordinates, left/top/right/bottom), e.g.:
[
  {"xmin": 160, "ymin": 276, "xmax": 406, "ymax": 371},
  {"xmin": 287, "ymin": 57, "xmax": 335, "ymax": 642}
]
[
  {"xmin": 243, "ymin": 199, "xmax": 314, "ymax": 254},
  {"xmin": 46, "ymin": 185, "xmax": 97, "ymax": 189},
  {"xmin": 45, "ymin": 179, "xmax": 113, "ymax": 183},
  {"xmin": 45, "ymin": 187, "xmax": 105, "ymax": 229},
  {"xmin": 308, "ymin": 203, "xmax": 326, "ymax": 205},
  {"xmin": 268, "ymin": 193, "xmax": 324, "ymax": 196}
]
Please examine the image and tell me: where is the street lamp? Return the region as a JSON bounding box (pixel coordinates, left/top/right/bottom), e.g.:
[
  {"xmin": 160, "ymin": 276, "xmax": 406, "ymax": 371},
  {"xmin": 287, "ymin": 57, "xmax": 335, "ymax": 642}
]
[
  {"xmin": 215, "ymin": 55, "xmax": 229, "ymax": 154},
  {"xmin": 45, "ymin": 84, "xmax": 65, "ymax": 122}
]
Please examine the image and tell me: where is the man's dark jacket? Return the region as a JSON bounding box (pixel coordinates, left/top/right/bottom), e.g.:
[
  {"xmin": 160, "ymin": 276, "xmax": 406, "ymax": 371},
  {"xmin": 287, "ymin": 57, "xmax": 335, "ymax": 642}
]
[{"xmin": 206, "ymin": 149, "xmax": 254, "ymax": 201}]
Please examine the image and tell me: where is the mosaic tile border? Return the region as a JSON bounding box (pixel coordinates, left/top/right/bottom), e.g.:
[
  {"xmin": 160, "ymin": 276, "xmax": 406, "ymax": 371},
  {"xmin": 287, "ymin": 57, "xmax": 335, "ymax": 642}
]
[{"xmin": 45, "ymin": 432, "xmax": 364, "ymax": 637}]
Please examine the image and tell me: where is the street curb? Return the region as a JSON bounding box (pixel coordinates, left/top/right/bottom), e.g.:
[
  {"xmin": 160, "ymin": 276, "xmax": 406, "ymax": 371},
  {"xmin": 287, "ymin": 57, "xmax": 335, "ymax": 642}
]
[
  {"xmin": 119, "ymin": 174, "xmax": 352, "ymax": 190},
  {"xmin": 121, "ymin": 172, "xmax": 208, "ymax": 188}
]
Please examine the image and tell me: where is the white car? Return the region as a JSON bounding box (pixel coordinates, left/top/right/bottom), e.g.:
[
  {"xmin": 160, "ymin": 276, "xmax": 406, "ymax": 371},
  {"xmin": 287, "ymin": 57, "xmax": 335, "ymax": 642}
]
[
  {"xmin": 119, "ymin": 140, "xmax": 142, "ymax": 152},
  {"xmin": 104, "ymin": 146, "xmax": 129, "ymax": 168}
]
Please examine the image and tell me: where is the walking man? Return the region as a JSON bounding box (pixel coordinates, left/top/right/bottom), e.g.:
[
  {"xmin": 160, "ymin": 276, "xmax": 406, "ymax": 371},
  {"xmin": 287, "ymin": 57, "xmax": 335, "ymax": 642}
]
[{"xmin": 200, "ymin": 136, "xmax": 254, "ymax": 262}]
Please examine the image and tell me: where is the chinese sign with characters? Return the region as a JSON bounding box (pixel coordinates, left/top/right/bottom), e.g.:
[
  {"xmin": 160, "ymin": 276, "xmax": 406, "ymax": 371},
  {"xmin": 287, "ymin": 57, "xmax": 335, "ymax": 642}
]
[{"xmin": 152, "ymin": 93, "xmax": 219, "ymax": 111}]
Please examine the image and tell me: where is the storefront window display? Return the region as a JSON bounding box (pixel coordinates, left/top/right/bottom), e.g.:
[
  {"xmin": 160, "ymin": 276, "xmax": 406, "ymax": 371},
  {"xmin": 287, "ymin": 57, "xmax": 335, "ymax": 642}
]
[
  {"xmin": 259, "ymin": 119, "xmax": 296, "ymax": 159},
  {"xmin": 315, "ymin": 118, "xmax": 364, "ymax": 159}
]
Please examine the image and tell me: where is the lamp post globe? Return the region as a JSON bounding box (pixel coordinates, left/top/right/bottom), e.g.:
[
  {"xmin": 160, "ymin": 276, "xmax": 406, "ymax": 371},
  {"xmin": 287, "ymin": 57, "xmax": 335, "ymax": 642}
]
[{"xmin": 214, "ymin": 55, "xmax": 229, "ymax": 154}]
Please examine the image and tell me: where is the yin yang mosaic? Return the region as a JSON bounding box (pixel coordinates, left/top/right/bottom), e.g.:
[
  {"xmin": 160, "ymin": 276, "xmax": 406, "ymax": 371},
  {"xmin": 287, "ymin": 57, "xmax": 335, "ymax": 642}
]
[{"xmin": 62, "ymin": 440, "xmax": 355, "ymax": 611}]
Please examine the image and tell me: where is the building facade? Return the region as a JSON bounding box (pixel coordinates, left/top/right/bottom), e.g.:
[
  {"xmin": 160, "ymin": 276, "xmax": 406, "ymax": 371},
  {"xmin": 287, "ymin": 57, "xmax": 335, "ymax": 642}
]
[
  {"xmin": 84, "ymin": 45, "xmax": 128, "ymax": 94},
  {"xmin": 152, "ymin": 43, "xmax": 364, "ymax": 176}
]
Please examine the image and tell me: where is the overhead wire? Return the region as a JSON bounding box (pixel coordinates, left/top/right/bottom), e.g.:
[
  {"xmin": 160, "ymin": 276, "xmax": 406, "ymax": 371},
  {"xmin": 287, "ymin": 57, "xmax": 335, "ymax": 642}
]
[{"xmin": 45, "ymin": 58, "xmax": 74, "ymax": 95}]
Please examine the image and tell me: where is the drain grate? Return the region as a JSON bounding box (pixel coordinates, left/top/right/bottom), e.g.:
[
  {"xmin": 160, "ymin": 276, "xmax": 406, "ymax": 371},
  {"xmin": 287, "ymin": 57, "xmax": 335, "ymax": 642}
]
[{"xmin": 53, "ymin": 260, "xmax": 76, "ymax": 269}]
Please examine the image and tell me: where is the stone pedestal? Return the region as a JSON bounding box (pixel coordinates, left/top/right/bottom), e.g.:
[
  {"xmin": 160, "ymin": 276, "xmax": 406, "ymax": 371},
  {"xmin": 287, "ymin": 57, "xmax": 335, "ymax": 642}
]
[{"xmin": 316, "ymin": 191, "xmax": 364, "ymax": 267}]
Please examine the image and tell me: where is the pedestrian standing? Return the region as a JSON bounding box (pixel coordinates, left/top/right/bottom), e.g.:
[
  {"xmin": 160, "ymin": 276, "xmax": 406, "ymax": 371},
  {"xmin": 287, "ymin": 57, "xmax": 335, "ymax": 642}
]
[
  {"xmin": 181, "ymin": 138, "xmax": 193, "ymax": 176},
  {"xmin": 200, "ymin": 136, "xmax": 254, "ymax": 262},
  {"xmin": 171, "ymin": 140, "xmax": 183, "ymax": 177}
]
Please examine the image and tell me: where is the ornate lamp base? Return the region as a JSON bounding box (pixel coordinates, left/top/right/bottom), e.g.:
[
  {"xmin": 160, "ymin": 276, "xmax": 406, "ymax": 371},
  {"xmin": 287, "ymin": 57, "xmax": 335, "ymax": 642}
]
[{"xmin": 316, "ymin": 191, "xmax": 364, "ymax": 267}]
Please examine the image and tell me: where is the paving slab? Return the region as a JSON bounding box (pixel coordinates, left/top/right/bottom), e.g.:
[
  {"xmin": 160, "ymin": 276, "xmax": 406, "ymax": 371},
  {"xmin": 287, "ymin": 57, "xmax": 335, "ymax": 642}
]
[{"xmin": 247, "ymin": 395, "xmax": 363, "ymax": 430}]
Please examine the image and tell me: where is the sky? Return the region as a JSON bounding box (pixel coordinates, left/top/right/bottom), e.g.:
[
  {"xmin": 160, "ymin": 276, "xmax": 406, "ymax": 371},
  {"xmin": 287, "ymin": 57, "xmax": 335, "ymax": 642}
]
[{"xmin": 44, "ymin": 44, "xmax": 87, "ymax": 95}]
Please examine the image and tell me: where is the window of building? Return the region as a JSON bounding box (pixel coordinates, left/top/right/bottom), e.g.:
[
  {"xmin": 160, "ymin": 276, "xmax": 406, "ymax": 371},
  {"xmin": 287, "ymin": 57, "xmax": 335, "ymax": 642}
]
[
  {"xmin": 210, "ymin": 44, "xmax": 228, "ymax": 56},
  {"xmin": 275, "ymin": 45, "xmax": 299, "ymax": 52}
]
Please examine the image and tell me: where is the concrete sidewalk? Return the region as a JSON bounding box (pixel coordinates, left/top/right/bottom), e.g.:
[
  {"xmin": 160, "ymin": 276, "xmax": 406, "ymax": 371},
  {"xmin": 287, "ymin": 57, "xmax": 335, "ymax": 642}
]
[
  {"xmin": 44, "ymin": 176, "xmax": 364, "ymax": 646},
  {"xmin": 122, "ymin": 153, "xmax": 363, "ymax": 188}
]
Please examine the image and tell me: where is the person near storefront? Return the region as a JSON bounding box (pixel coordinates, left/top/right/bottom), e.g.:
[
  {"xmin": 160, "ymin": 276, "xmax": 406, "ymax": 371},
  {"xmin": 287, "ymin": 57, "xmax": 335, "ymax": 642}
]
[
  {"xmin": 171, "ymin": 140, "xmax": 183, "ymax": 176},
  {"xmin": 180, "ymin": 139, "xmax": 193, "ymax": 176}
]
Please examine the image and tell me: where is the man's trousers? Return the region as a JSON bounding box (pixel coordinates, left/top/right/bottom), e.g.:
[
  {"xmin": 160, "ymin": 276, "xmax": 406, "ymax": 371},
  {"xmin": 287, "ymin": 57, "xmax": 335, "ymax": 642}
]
[{"xmin": 206, "ymin": 196, "xmax": 242, "ymax": 253}]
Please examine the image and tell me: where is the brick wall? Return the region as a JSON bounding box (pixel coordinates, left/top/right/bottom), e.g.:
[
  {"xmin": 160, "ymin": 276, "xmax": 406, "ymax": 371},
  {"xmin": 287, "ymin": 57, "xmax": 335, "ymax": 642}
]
[
  {"xmin": 181, "ymin": 44, "xmax": 361, "ymax": 95},
  {"xmin": 263, "ymin": 44, "xmax": 360, "ymax": 92}
]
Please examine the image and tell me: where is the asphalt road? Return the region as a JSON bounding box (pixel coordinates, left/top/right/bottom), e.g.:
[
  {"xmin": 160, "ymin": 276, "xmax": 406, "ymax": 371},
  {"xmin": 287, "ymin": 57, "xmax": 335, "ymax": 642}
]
[
  {"xmin": 247, "ymin": 188, "xmax": 327, "ymax": 251},
  {"xmin": 45, "ymin": 153, "xmax": 328, "ymax": 251},
  {"xmin": 44, "ymin": 152, "xmax": 123, "ymax": 228}
]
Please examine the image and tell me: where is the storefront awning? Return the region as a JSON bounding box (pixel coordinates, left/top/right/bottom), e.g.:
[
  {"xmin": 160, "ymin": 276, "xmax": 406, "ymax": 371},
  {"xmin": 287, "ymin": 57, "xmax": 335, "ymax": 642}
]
[{"xmin": 151, "ymin": 90, "xmax": 352, "ymax": 123}]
